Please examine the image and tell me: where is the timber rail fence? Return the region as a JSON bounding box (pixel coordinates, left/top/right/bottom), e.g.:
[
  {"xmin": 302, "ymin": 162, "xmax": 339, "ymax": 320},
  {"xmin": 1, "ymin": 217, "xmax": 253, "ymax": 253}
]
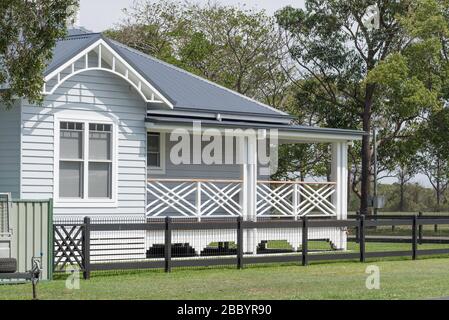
[{"xmin": 53, "ymin": 215, "xmax": 449, "ymax": 280}]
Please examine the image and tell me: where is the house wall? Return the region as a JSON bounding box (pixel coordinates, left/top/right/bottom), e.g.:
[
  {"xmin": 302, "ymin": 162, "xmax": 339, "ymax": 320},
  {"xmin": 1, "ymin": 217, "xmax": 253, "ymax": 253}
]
[
  {"xmin": 20, "ymin": 69, "xmax": 147, "ymax": 216},
  {"xmin": 0, "ymin": 101, "xmax": 21, "ymax": 198},
  {"xmin": 151, "ymin": 135, "xmax": 271, "ymax": 180}
]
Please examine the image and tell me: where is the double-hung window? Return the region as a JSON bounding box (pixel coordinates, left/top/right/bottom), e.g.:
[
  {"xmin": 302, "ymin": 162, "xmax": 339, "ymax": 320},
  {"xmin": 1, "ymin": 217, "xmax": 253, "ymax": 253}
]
[
  {"xmin": 147, "ymin": 132, "xmax": 165, "ymax": 174},
  {"xmin": 59, "ymin": 122, "xmax": 84, "ymax": 198},
  {"xmin": 58, "ymin": 121, "xmax": 114, "ymax": 202},
  {"xmin": 88, "ymin": 123, "xmax": 112, "ymax": 198}
]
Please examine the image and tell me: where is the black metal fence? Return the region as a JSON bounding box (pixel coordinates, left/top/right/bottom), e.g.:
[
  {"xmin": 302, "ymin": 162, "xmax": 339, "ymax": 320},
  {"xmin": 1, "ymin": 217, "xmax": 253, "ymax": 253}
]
[{"xmin": 53, "ymin": 215, "xmax": 449, "ymax": 279}]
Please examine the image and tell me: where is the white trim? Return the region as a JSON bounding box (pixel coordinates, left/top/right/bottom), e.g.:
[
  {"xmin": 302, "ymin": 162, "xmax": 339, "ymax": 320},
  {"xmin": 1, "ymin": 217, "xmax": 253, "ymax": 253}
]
[
  {"xmin": 145, "ymin": 122, "xmax": 363, "ymax": 142},
  {"xmin": 43, "ymin": 39, "xmax": 173, "ymax": 108},
  {"xmin": 147, "ymin": 131, "xmax": 166, "ymax": 175},
  {"xmin": 19, "ymin": 99, "xmax": 23, "ymax": 199},
  {"xmin": 147, "ymin": 109, "xmax": 292, "ymax": 125},
  {"xmin": 53, "ymin": 114, "xmax": 118, "ymax": 208}
]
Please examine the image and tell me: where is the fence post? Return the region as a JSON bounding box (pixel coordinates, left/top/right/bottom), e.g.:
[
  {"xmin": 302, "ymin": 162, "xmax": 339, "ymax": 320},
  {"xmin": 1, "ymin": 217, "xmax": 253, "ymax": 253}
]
[
  {"xmin": 165, "ymin": 216, "xmax": 172, "ymax": 273},
  {"xmin": 302, "ymin": 216, "xmax": 308, "ymax": 266},
  {"xmin": 83, "ymin": 217, "xmax": 91, "ymax": 280},
  {"xmin": 237, "ymin": 216, "xmax": 243, "ymax": 269},
  {"xmin": 418, "ymin": 212, "xmax": 423, "ymax": 245},
  {"xmin": 47, "ymin": 198, "xmax": 54, "ymax": 280},
  {"xmin": 412, "ymin": 215, "xmax": 418, "ymax": 260},
  {"xmin": 359, "ymin": 215, "xmax": 365, "ymax": 263},
  {"xmin": 355, "ymin": 211, "xmax": 360, "ymax": 243}
]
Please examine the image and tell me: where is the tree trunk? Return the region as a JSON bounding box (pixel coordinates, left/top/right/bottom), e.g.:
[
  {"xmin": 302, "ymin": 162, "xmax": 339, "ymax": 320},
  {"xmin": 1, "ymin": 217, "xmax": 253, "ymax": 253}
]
[
  {"xmin": 360, "ymin": 83, "xmax": 375, "ymax": 215},
  {"xmin": 399, "ymin": 178, "xmax": 405, "ymax": 212},
  {"xmin": 436, "ymin": 159, "xmax": 441, "ymax": 212}
]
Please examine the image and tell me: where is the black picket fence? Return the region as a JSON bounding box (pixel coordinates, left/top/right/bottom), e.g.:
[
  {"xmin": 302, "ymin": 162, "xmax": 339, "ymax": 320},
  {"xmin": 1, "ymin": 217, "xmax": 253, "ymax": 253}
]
[{"xmin": 53, "ymin": 215, "xmax": 449, "ymax": 280}]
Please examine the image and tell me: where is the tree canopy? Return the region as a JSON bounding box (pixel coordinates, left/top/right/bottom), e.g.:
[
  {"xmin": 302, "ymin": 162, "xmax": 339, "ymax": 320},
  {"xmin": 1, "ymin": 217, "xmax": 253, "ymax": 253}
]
[
  {"xmin": 106, "ymin": 0, "xmax": 292, "ymax": 109},
  {"xmin": 276, "ymin": 0, "xmax": 449, "ymax": 213},
  {"xmin": 0, "ymin": 0, "xmax": 78, "ymax": 107}
]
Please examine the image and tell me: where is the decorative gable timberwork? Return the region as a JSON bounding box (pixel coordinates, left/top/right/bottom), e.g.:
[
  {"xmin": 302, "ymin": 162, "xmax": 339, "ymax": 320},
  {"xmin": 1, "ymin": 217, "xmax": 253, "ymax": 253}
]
[{"xmin": 42, "ymin": 39, "xmax": 173, "ymax": 108}]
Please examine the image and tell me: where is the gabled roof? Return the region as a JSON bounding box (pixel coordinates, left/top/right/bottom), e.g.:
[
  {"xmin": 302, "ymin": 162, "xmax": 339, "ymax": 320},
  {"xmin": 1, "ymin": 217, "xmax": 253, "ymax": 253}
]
[{"xmin": 44, "ymin": 28, "xmax": 289, "ymax": 119}]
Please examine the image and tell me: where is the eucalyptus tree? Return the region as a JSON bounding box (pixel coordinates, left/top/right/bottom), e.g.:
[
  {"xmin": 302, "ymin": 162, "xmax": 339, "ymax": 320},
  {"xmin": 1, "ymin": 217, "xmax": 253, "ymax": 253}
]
[
  {"xmin": 106, "ymin": 0, "xmax": 292, "ymax": 109},
  {"xmin": 0, "ymin": 0, "xmax": 78, "ymax": 107},
  {"xmin": 417, "ymin": 108, "xmax": 449, "ymax": 211},
  {"xmin": 276, "ymin": 0, "xmax": 445, "ymax": 214}
]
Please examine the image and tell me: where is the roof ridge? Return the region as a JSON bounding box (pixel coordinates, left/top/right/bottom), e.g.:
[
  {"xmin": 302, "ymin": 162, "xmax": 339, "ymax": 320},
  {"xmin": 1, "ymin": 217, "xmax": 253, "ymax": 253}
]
[
  {"xmin": 107, "ymin": 38, "xmax": 288, "ymax": 117},
  {"xmin": 58, "ymin": 32, "xmax": 101, "ymax": 42}
]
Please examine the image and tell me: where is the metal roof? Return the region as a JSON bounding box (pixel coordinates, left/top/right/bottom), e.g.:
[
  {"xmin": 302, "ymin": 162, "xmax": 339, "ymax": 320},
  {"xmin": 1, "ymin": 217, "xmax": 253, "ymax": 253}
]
[
  {"xmin": 146, "ymin": 115, "xmax": 366, "ymax": 139},
  {"xmin": 44, "ymin": 29, "xmax": 289, "ymax": 118},
  {"xmin": 43, "ymin": 28, "xmax": 366, "ymax": 139}
]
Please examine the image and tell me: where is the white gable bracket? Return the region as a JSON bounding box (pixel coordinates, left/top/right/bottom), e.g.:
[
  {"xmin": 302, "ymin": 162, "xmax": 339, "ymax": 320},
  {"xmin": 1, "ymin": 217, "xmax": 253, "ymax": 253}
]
[{"xmin": 42, "ymin": 39, "xmax": 173, "ymax": 108}]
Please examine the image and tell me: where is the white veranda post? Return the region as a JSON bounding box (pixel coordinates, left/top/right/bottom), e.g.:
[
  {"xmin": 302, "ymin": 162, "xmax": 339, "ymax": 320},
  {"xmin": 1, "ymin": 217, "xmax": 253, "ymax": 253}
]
[
  {"xmin": 331, "ymin": 141, "xmax": 349, "ymax": 249},
  {"xmin": 241, "ymin": 134, "xmax": 258, "ymax": 253}
]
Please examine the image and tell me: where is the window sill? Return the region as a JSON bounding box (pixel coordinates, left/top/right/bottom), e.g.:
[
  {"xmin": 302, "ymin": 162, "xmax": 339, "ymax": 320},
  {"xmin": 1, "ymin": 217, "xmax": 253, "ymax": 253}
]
[{"xmin": 148, "ymin": 166, "xmax": 166, "ymax": 175}]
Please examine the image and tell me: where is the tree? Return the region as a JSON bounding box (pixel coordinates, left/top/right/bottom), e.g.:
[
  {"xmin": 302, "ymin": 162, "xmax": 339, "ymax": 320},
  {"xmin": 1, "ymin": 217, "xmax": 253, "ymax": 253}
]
[
  {"xmin": 276, "ymin": 0, "xmax": 445, "ymax": 214},
  {"xmin": 417, "ymin": 108, "xmax": 449, "ymax": 211},
  {"xmin": 106, "ymin": 0, "xmax": 292, "ymax": 109},
  {"xmin": 0, "ymin": 0, "xmax": 78, "ymax": 107}
]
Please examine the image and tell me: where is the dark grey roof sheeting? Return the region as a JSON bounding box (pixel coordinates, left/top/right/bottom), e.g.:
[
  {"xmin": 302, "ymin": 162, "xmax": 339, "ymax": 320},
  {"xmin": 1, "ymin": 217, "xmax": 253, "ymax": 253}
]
[
  {"xmin": 146, "ymin": 115, "xmax": 366, "ymax": 138},
  {"xmin": 45, "ymin": 33, "xmax": 101, "ymax": 75},
  {"xmin": 108, "ymin": 39, "xmax": 287, "ymax": 116},
  {"xmin": 44, "ymin": 30, "xmax": 289, "ymax": 118}
]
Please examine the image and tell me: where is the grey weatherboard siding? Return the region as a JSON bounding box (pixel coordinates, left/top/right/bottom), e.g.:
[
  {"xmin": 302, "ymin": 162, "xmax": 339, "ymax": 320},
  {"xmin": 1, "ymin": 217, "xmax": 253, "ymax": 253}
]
[
  {"xmin": 21, "ymin": 68, "xmax": 147, "ymax": 216},
  {"xmin": 0, "ymin": 101, "xmax": 21, "ymax": 198}
]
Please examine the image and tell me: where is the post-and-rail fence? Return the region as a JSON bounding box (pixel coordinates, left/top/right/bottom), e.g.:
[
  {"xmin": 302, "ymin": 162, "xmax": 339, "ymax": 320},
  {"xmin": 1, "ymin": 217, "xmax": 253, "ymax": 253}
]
[{"xmin": 53, "ymin": 214, "xmax": 449, "ymax": 279}]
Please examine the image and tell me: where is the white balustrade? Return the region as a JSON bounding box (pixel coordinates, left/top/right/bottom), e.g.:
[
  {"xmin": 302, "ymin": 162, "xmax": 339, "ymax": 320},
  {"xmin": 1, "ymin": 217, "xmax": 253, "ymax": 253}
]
[
  {"xmin": 146, "ymin": 179, "xmax": 243, "ymax": 219},
  {"xmin": 256, "ymin": 181, "xmax": 337, "ymax": 218},
  {"xmin": 147, "ymin": 179, "xmax": 337, "ymax": 219}
]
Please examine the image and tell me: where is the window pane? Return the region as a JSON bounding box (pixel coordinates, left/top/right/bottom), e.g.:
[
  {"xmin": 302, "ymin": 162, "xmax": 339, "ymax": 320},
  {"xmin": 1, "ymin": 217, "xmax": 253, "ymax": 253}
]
[
  {"xmin": 60, "ymin": 161, "xmax": 83, "ymax": 198},
  {"xmin": 60, "ymin": 130, "xmax": 83, "ymax": 159},
  {"xmin": 89, "ymin": 131, "xmax": 111, "ymax": 160},
  {"xmin": 89, "ymin": 162, "xmax": 111, "ymax": 198},
  {"xmin": 147, "ymin": 152, "xmax": 160, "ymax": 167},
  {"xmin": 147, "ymin": 133, "xmax": 160, "ymax": 153}
]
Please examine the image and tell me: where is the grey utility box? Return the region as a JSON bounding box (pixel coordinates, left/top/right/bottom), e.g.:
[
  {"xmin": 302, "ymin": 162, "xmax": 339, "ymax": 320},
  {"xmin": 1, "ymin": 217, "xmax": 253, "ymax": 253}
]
[
  {"xmin": 369, "ymin": 195, "xmax": 386, "ymax": 209},
  {"xmin": 0, "ymin": 193, "xmax": 11, "ymax": 259}
]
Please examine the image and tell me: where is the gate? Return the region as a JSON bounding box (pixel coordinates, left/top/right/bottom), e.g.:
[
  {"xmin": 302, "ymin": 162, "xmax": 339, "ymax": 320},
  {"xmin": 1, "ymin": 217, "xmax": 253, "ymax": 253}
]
[{"xmin": 53, "ymin": 218, "xmax": 89, "ymax": 278}]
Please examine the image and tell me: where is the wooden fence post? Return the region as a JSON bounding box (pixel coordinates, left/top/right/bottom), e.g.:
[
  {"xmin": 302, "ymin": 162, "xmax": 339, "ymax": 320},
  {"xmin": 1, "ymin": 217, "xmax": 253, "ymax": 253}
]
[
  {"xmin": 418, "ymin": 212, "xmax": 423, "ymax": 245},
  {"xmin": 412, "ymin": 215, "xmax": 418, "ymax": 260},
  {"xmin": 165, "ymin": 216, "xmax": 172, "ymax": 273},
  {"xmin": 83, "ymin": 217, "xmax": 91, "ymax": 280},
  {"xmin": 302, "ymin": 216, "xmax": 308, "ymax": 266},
  {"xmin": 359, "ymin": 215, "xmax": 365, "ymax": 263},
  {"xmin": 237, "ymin": 216, "xmax": 243, "ymax": 269},
  {"xmin": 355, "ymin": 211, "xmax": 360, "ymax": 243}
]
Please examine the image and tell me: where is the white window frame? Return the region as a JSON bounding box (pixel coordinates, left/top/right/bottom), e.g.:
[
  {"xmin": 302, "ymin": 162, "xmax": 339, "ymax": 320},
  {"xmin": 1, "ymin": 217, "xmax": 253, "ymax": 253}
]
[
  {"xmin": 54, "ymin": 115, "xmax": 118, "ymax": 207},
  {"xmin": 147, "ymin": 131, "xmax": 166, "ymax": 175}
]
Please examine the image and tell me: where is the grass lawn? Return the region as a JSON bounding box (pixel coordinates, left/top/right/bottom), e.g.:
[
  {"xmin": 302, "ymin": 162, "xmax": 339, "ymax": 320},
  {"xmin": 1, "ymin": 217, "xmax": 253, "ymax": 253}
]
[{"xmin": 1, "ymin": 257, "xmax": 449, "ymax": 300}]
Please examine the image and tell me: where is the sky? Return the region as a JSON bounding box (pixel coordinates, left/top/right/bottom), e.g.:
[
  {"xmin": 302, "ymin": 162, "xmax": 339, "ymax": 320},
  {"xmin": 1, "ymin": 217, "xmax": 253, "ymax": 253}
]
[{"xmin": 78, "ymin": 0, "xmax": 305, "ymax": 32}]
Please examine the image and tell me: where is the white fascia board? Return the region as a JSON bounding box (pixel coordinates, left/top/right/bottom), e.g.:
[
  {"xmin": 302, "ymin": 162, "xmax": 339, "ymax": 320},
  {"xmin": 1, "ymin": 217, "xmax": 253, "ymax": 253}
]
[
  {"xmin": 277, "ymin": 132, "xmax": 363, "ymax": 143},
  {"xmin": 147, "ymin": 109, "xmax": 291, "ymax": 124},
  {"xmin": 145, "ymin": 122, "xmax": 364, "ymax": 142},
  {"xmin": 44, "ymin": 38, "xmax": 174, "ymax": 109}
]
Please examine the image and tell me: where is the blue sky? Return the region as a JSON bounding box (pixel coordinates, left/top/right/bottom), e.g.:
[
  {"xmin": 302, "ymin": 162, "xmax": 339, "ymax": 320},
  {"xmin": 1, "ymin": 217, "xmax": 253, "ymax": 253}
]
[{"xmin": 78, "ymin": 0, "xmax": 305, "ymax": 32}]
